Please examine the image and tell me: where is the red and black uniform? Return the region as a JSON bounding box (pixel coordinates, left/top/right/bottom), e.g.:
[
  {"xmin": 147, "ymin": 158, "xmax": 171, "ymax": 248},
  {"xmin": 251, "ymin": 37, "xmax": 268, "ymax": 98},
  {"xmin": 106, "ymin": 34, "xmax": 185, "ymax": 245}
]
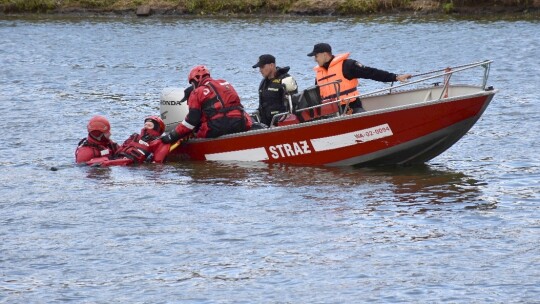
[
  {"xmin": 83, "ymin": 115, "xmax": 169, "ymax": 166},
  {"xmin": 114, "ymin": 128, "xmax": 165, "ymax": 163},
  {"xmin": 173, "ymin": 77, "xmax": 252, "ymax": 139},
  {"xmin": 75, "ymin": 136, "xmax": 119, "ymax": 163}
]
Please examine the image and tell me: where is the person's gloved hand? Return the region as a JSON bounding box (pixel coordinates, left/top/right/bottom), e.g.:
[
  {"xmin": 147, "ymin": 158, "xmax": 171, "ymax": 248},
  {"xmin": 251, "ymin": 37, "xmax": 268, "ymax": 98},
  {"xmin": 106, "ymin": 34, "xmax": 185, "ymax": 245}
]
[{"xmin": 160, "ymin": 129, "xmax": 180, "ymax": 144}]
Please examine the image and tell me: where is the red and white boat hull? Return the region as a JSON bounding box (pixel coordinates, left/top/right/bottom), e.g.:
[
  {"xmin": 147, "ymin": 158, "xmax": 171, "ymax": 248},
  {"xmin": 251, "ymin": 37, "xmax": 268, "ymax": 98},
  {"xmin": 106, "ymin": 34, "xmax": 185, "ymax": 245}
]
[{"xmin": 166, "ymin": 85, "xmax": 496, "ymax": 167}]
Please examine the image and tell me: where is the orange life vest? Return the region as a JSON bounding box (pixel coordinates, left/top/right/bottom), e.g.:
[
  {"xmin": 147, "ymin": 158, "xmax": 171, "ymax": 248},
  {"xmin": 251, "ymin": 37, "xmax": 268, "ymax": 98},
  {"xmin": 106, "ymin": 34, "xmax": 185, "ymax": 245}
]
[{"xmin": 314, "ymin": 53, "xmax": 359, "ymax": 104}]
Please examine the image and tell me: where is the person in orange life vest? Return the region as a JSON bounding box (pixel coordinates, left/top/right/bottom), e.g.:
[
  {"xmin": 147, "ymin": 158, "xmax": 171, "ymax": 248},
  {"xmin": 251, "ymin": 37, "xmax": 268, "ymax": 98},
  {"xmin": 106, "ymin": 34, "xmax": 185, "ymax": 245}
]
[
  {"xmin": 160, "ymin": 65, "xmax": 252, "ymax": 144},
  {"xmin": 75, "ymin": 115, "xmax": 119, "ymax": 163},
  {"xmin": 253, "ymin": 54, "xmax": 298, "ymax": 126},
  {"xmin": 113, "ymin": 115, "xmax": 170, "ymax": 164},
  {"xmin": 307, "ymin": 43, "xmax": 412, "ymax": 113}
]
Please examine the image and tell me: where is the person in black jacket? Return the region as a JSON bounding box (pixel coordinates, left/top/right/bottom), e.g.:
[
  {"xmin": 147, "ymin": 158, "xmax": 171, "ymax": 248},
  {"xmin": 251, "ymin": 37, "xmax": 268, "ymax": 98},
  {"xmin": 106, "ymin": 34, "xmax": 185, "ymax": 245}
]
[{"xmin": 253, "ymin": 54, "xmax": 298, "ymax": 126}]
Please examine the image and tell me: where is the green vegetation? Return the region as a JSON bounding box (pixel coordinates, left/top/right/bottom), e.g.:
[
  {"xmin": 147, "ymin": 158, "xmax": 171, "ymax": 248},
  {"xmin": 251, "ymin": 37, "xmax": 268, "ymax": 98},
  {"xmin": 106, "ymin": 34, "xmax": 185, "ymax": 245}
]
[
  {"xmin": 1, "ymin": 0, "xmax": 56, "ymax": 12},
  {"xmin": 442, "ymin": 2, "xmax": 454, "ymax": 13},
  {"xmin": 0, "ymin": 0, "xmax": 538, "ymax": 14},
  {"xmin": 337, "ymin": 0, "xmax": 412, "ymax": 14},
  {"xmin": 182, "ymin": 0, "xmax": 264, "ymax": 13}
]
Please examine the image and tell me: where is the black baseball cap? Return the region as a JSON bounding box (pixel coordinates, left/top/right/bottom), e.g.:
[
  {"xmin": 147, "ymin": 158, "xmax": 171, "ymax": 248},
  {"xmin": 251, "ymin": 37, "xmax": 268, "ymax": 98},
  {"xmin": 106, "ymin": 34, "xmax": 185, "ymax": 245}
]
[
  {"xmin": 252, "ymin": 54, "xmax": 276, "ymax": 68},
  {"xmin": 307, "ymin": 43, "xmax": 332, "ymax": 56}
]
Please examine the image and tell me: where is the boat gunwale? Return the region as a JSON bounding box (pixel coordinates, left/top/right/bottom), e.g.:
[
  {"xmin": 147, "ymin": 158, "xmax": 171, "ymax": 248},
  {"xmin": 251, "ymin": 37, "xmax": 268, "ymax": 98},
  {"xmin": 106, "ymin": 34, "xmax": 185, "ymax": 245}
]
[{"xmin": 184, "ymin": 84, "xmax": 498, "ymax": 143}]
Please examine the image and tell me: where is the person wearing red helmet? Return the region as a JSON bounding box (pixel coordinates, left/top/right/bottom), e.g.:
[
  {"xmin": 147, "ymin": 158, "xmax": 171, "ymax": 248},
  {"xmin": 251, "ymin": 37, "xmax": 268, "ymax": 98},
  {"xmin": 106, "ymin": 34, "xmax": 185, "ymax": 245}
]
[
  {"xmin": 75, "ymin": 115, "xmax": 119, "ymax": 164},
  {"xmin": 113, "ymin": 115, "xmax": 169, "ymax": 163},
  {"xmin": 161, "ymin": 65, "xmax": 252, "ymax": 145},
  {"xmin": 86, "ymin": 116, "xmax": 170, "ymax": 166}
]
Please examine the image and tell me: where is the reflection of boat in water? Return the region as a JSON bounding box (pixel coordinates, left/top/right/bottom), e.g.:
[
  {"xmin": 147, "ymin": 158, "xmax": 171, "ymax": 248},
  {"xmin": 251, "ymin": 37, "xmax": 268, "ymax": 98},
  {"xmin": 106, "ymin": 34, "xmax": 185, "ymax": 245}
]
[
  {"xmin": 164, "ymin": 161, "xmax": 486, "ymax": 209},
  {"xmin": 161, "ymin": 61, "xmax": 496, "ymax": 167}
]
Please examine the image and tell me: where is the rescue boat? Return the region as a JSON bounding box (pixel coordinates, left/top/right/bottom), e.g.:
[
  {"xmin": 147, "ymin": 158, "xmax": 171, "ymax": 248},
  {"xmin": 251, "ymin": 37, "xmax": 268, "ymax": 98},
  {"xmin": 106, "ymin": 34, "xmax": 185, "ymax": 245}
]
[{"xmin": 160, "ymin": 60, "xmax": 496, "ymax": 167}]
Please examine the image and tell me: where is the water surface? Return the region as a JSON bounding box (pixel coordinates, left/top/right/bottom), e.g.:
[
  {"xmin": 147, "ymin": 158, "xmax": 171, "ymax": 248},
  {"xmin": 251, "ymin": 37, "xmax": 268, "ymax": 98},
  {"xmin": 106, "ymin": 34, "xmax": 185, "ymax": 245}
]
[{"xmin": 0, "ymin": 15, "xmax": 539, "ymax": 303}]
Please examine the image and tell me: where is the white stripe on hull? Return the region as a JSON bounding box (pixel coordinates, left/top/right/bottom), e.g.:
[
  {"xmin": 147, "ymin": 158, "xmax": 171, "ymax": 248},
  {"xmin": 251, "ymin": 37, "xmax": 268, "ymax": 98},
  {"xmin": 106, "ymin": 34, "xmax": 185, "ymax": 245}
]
[
  {"xmin": 310, "ymin": 123, "xmax": 393, "ymax": 152},
  {"xmin": 205, "ymin": 147, "xmax": 268, "ymax": 161}
]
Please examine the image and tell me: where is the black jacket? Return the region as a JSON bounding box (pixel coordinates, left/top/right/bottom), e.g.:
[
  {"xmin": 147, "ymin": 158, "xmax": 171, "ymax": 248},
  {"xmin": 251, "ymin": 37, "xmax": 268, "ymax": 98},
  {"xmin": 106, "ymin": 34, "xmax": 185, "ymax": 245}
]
[{"xmin": 258, "ymin": 66, "xmax": 297, "ymax": 126}]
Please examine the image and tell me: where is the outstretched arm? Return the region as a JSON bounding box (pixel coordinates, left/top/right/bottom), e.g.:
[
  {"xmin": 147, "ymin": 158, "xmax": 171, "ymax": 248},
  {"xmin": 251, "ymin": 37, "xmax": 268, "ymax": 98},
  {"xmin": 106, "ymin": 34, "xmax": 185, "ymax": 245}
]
[{"xmin": 343, "ymin": 59, "xmax": 410, "ymax": 83}]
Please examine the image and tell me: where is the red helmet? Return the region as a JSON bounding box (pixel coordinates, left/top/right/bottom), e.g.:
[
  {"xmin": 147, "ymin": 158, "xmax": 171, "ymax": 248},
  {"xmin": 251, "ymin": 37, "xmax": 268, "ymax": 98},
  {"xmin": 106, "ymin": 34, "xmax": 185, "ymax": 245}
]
[
  {"xmin": 144, "ymin": 115, "xmax": 165, "ymax": 135},
  {"xmin": 188, "ymin": 65, "xmax": 210, "ymax": 86},
  {"xmin": 87, "ymin": 115, "xmax": 111, "ymax": 134}
]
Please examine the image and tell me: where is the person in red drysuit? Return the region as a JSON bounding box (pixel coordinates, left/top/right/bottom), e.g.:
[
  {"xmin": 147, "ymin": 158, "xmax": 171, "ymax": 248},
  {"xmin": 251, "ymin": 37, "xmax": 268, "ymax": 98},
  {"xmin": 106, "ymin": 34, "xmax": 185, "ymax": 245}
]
[
  {"xmin": 75, "ymin": 115, "xmax": 119, "ymax": 164},
  {"xmin": 86, "ymin": 116, "xmax": 171, "ymax": 166},
  {"xmin": 160, "ymin": 65, "xmax": 252, "ymax": 144}
]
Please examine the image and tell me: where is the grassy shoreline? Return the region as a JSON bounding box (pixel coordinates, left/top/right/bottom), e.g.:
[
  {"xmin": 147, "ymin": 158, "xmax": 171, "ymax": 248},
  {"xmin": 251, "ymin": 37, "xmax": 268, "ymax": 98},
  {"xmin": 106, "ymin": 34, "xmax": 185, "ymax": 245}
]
[{"xmin": 1, "ymin": 0, "xmax": 539, "ymax": 16}]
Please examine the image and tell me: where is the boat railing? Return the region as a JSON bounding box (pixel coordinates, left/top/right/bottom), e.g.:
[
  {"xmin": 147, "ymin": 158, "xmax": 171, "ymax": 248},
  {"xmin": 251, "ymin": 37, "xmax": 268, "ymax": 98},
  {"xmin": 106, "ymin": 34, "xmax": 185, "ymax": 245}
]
[
  {"xmin": 270, "ymin": 80, "xmax": 344, "ymax": 126},
  {"xmin": 268, "ymin": 60, "xmax": 492, "ymax": 126},
  {"xmin": 304, "ymin": 60, "xmax": 492, "ymax": 113},
  {"xmin": 356, "ymin": 59, "xmax": 492, "ymax": 100}
]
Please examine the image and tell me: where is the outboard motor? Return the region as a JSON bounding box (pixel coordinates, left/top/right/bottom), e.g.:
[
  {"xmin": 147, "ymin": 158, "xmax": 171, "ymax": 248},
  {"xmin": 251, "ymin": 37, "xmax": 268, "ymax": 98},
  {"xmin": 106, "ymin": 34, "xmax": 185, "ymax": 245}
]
[{"xmin": 159, "ymin": 87, "xmax": 189, "ymax": 132}]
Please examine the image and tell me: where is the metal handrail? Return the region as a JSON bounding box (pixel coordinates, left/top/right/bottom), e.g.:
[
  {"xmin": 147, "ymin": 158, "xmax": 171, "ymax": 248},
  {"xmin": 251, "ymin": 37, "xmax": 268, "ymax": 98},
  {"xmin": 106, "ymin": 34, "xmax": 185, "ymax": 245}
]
[
  {"xmin": 334, "ymin": 60, "xmax": 492, "ymax": 105},
  {"xmin": 410, "ymin": 60, "xmax": 491, "ymax": 79},
  {"xmin": 270, "ymin": 80, "xmax": 344, "ymax": 126},
  {"xmin": 270, "ymin": 60, "xmax": 492, "ymax": 125},
  {"xmin": 270, "ymin": 111, "xmax": 292, "ymax": 127}
]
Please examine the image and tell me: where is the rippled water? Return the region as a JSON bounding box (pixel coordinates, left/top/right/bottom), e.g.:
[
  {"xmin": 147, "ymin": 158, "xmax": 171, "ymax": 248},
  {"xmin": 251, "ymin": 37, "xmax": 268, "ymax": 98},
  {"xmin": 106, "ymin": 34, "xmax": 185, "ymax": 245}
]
[{"xmin": 1, "ymin": 15, "xmax": 539, "ymax": 303}]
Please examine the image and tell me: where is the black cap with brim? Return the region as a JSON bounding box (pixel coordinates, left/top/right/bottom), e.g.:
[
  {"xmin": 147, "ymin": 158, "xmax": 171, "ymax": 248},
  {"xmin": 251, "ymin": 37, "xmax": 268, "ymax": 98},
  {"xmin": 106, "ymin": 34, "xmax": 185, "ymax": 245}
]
[
  {"xmin": 252, "ymin": 54, "xmax": 276, "ymax": 68},
  {"xmin": 307, "ymin": 43, "xmax": 332, "ymax": 56}
]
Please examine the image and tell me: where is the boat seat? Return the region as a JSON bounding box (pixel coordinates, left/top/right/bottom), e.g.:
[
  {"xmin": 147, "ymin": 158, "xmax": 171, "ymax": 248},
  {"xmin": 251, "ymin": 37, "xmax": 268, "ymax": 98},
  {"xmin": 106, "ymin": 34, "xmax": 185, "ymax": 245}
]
[
  {"xmin": 292, "ymin": 86, "xmax": 340, "ymax": 123},
  {"xmin": 251, "ymin": 121, "xmax": 268, "ymax": 130}
]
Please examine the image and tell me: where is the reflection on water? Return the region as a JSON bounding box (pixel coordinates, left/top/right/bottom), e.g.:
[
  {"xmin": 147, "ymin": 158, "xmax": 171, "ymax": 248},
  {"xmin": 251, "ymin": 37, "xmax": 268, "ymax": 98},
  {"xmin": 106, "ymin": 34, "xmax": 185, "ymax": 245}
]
[
  {"xmin": 156, "ymin": 161, "xmax": 488, "ymax": 210},
  {"xmin": 78, "ymin": 160, "xmax": 488, "ymax": 215}
]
